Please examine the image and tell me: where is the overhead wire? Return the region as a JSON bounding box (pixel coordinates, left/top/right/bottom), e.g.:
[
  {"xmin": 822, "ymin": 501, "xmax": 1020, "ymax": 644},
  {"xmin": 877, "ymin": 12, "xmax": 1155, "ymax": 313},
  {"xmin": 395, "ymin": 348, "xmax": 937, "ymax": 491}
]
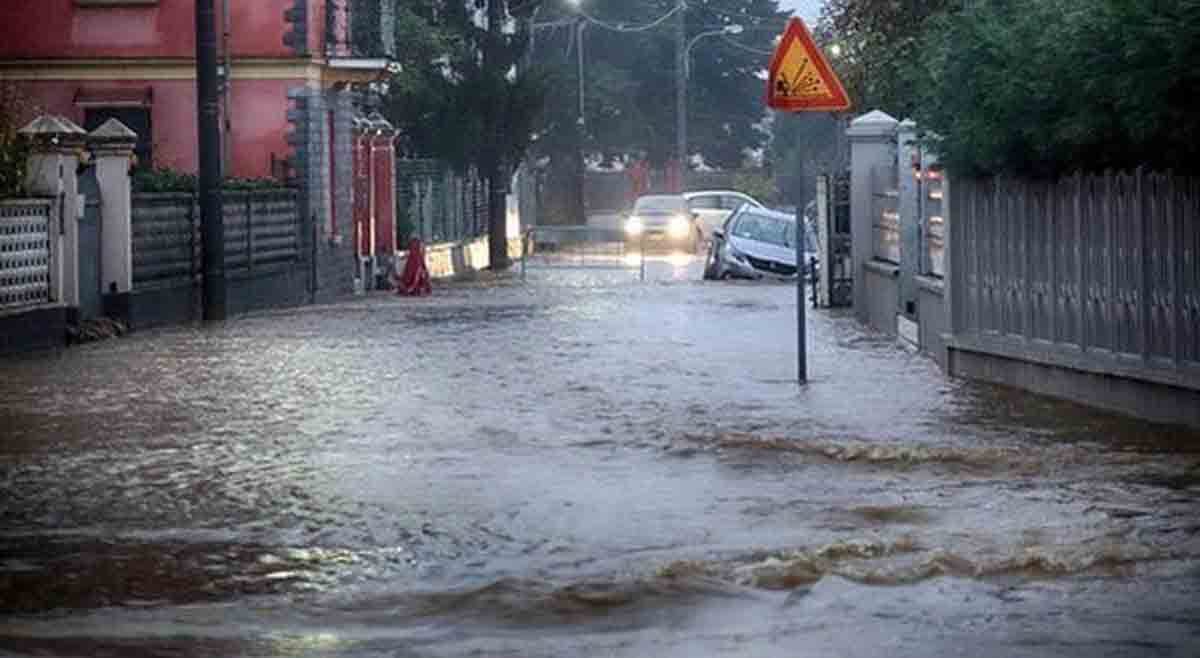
[{"xmin": 576, "ymin": 2, "xmax": 684, "ymax": 33}]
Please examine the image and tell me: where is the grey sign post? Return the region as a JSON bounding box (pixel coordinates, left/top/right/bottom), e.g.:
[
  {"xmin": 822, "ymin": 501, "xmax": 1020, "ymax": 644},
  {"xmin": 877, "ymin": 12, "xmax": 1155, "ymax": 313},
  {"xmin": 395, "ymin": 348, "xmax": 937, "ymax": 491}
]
[
  {"xmin": 796, "ymin": 206, "xmax": 807, "ymax": 384},
  {"xmin": 764, "ymin": 17, "xmax": 852, "ymax": 385}
]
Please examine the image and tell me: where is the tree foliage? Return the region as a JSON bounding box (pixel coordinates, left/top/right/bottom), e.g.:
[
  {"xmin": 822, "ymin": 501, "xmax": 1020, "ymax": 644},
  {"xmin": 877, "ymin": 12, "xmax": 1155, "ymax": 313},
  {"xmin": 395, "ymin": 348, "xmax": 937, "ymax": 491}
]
[
  {"xmin": 383, "ymin": 0, "xmax": 547, "ymax": 175},
  {"xmin": 382, "ymin": 0, "xmax": 550, "ymax": 267},
  {"xmin": 530, "ymin": 0, "xmax": 788, "ymax": 170},
  {"xmin": 911, "ymin": 0, "xmax": 1200, "ymax": 177},
  {"xmin": 815, "ymin": 0, "xmax": 957, "ymax": 119},
  {"xmin": 0, "ymin": 84, "xmax": 32, "ymax": 198}
]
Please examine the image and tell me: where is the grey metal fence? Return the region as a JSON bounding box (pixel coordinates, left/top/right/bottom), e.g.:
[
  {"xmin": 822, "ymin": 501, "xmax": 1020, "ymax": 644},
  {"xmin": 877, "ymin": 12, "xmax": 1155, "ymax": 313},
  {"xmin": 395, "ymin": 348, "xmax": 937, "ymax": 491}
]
[
  {"xmin": 132, "ymin": 190, "xmax": 300, "ymax": 288},
  {"xmin": 396, "ymin": 160, "xmax": 489, "ymax": 245},
  {"xmin": 871, "ymin": 163, "xmax": 901, "ymax": 264},
  {"xmin": 952, "ymin": 171, "xmax": 1200, "ymax": 375},
  {"xmin": 921, "ymin": 165, "xmax": 946, "ymax": 278},
  {"xmin": 520, "ymin": 225, "xmax": 645, "ymax": 281},
  {"xmin": 0, "ymin": 200, "xmax": 52, "ymax": 310}
]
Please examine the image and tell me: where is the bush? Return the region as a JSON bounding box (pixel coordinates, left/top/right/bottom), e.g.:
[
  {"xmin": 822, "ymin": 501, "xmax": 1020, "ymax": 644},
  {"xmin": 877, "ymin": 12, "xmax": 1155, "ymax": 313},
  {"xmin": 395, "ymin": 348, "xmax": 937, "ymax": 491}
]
[
  {"xmin": 0, "ymin": 84, "xmax": 32, "ymax": 198},
  {"xmin": 132, "ymin": 167, "xmax": 287, "ymax": 193}
]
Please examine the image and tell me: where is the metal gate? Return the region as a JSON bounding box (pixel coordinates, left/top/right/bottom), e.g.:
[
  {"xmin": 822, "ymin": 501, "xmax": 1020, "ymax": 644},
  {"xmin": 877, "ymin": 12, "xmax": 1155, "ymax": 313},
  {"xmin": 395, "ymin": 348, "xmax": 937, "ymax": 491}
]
[
  {"xmin": 77, "ymin": 167, "xmax": 103, "ymax": 320},
  {"xmin": 816, "ymin": 172, "xmax": 852, "ymax": 307},
  {"xmin": 520, "ymin": 225, "xmax": 645, "ymax": 282}
]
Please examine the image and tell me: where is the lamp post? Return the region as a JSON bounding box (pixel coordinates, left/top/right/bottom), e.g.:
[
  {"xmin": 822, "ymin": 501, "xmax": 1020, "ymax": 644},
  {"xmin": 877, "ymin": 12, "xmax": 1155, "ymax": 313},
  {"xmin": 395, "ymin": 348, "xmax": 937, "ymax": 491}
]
[
  {"xmin": 674, "ymin": 0, "xmax": 685, "ymax": 192},
  {"xmin": 679, "ymin": 24, "xmax": 742, "ymax": 192}
]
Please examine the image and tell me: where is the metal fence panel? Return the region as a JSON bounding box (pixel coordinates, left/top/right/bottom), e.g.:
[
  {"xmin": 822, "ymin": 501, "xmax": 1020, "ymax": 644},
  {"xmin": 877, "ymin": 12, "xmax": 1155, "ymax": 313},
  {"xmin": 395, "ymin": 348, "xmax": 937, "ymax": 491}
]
[
  {"xmin": 520, "ymin": 226, "xmax": 645, "ymax": 281},
  {"xmin": 871, "ymin": 163, "xmax": 900, "ymax": 264},
  {"xmin": 132, "ymin": 190, "xmax": 300, "ymax": 287},
  {"xmin": 953, "ymin": 170, "xmax": 1200, "ymax": 381},
  {"xmin": 0, "ymin": 200, "xmax": 52, "ymax": 310}
]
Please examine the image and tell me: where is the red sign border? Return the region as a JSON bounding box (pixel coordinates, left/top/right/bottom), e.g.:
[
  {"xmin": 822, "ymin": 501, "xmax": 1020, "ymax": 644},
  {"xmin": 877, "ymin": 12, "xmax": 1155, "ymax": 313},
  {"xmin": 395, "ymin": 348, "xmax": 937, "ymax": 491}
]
[{"xmin": 766, "ymin": 17, "xmax": 851, "ymax": 112}]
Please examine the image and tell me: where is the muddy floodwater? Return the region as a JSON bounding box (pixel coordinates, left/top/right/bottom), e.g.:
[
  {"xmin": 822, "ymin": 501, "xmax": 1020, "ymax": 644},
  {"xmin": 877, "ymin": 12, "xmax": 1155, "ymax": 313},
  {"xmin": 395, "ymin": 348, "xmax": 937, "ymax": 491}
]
[{"xmin": 2, "ymin": 259, "xmax": 1199, "ymax": 657}]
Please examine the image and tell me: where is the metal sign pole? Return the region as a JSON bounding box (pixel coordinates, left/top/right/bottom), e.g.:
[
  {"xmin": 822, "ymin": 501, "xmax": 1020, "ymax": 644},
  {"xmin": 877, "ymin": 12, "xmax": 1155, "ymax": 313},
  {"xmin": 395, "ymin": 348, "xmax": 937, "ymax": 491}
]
[{"xmin": 796, "ymin": 206, "xmax": 807, "ymax": 384}]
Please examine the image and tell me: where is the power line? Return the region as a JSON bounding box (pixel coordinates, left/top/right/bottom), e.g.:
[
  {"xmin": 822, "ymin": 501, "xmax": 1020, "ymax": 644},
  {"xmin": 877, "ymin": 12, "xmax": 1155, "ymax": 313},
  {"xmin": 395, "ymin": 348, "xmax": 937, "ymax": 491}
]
[{"xmin": 577, "ymin": 2, "xmax": 684, "ymax": 33}]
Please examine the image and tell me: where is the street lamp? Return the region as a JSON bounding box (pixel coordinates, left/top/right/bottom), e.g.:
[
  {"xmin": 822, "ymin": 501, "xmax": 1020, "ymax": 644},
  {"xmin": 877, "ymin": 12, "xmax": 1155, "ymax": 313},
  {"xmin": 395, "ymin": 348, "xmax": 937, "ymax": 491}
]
[
  {"xmin": 683, "ymin": 23, "xmax": 743, "ymax": 80},
  {"xmin": 678, "ymin": 23, "xmax": 743, "ymax": 188}
]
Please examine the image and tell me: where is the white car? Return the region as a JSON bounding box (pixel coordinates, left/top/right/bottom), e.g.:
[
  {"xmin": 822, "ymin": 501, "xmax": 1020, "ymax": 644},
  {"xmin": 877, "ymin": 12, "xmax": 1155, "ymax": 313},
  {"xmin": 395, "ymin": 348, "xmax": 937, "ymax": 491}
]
[
  {"xmin": 684, "ymin": 190, "xmax": 766, "ymax": 241},
  {"xmin": 623, "ymin": 194, "xmax": 704, "ymax": 253}
]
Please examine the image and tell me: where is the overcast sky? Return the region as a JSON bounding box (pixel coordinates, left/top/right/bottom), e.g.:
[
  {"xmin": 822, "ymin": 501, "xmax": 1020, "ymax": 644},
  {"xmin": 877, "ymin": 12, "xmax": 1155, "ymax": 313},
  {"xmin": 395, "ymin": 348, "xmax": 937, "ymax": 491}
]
[{"xmin": 777, "ymin": 0, "xmax": 823, "ymax": 23}]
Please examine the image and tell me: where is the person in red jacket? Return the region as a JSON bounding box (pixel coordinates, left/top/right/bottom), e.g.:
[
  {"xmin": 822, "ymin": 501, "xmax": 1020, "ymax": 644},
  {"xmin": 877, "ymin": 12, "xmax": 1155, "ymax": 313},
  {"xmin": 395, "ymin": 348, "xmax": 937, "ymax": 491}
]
[{"xmin": 394, "ymin": 237, "xmax": 432, "ymax": 296}]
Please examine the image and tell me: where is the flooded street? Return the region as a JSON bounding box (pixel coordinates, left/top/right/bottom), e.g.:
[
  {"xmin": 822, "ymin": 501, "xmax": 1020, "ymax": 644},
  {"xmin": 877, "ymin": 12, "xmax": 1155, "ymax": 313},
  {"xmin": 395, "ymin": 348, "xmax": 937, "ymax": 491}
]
[{"xmin": 2, "ymin": 257, "xmax": 1199, "ymax": 657}]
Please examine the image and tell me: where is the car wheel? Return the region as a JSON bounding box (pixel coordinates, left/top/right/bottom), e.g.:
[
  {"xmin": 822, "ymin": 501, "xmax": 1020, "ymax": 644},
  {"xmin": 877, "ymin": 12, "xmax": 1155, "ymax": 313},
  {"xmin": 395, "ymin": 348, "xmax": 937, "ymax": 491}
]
[{"xmin": 703, "ymin": 246, "xmax": 720, "ymax": 280}]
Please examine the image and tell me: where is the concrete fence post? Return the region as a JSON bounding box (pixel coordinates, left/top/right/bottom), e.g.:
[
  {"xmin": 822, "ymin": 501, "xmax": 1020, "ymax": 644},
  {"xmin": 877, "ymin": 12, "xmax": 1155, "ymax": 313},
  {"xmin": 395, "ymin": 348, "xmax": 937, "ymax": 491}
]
[
  {"xmin": 86, "ymin": 118, "xmax": 138, "ymax": 318},
  {"xmin": 20, "ymin": 115, "xmax": 87, "ymax": 312},
  {"xmin": 846, "ymin": 110, "xmax": 899, "ymax": 324}
]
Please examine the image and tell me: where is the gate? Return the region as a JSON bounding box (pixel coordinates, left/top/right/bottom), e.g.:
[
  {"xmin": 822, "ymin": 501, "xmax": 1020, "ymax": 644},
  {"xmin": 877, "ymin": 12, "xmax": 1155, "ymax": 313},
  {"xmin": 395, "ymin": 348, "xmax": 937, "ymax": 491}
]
[
  {"xmin": 77, "ymin": 167, "xmax": 103, "ymax": 320},
  {"xmin": 520, "ymin": 225, "xmax": 645, "ymax": 282},
  {"xmin": 816, "ymin": 172, "xmax": 852, "ymax": 307}
]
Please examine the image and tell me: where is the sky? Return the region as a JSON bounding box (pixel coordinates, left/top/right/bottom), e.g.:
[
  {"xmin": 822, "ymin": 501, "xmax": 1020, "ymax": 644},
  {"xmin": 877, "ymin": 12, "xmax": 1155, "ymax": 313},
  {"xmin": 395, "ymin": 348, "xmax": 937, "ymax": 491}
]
[{"xmin": 777, "ymin": 0, "xmax": 823, "ymax": 24}]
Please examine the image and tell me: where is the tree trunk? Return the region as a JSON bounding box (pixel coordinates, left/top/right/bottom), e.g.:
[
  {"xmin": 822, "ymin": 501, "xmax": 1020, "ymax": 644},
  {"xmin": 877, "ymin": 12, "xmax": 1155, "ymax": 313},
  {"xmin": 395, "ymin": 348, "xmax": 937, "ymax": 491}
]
[{"xmin": 486, "ymin": 166, "xmax": 510, "ymax": 270}]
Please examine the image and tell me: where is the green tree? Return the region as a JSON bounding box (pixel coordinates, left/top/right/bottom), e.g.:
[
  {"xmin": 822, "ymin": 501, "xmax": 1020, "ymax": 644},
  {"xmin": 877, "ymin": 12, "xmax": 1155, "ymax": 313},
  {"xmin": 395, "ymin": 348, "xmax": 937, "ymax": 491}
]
[
  {"xmin": 912, "ymin": 0, "xmax": 1200, "ymax": 177},
  {"xmin": 383, "ymin": 0, "xmax": 549, "ymax": 268},
  {"xmin": 0, "ymin": 84, "xmax": 32, "ymax": 198},
  {"xmin": 815, "ymin": 0, "xmax": 957, "ymax": 119},
  {"xmin": 530, "ymin": 0, "xmax": 787, "ymax": 170}
]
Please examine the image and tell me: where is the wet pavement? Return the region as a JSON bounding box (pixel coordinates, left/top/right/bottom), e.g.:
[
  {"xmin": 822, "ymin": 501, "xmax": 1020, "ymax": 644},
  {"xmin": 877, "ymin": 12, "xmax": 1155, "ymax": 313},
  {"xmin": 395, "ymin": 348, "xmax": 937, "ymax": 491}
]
[{"xmin": 1, "ymin": 254, "xmax": 1199, "ymax": 657}]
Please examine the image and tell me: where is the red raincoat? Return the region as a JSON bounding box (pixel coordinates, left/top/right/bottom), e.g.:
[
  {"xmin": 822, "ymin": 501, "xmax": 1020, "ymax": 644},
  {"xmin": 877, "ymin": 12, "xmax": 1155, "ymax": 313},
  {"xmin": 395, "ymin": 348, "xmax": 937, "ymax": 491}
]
[{"xmin": 394, "ymin": 238, "xmax": 432, "ymax": 297}]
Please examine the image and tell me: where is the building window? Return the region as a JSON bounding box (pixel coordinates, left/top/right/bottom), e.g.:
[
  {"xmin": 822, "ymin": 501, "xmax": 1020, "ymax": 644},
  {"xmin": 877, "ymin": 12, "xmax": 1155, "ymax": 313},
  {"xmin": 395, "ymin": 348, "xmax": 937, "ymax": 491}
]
[{"xmin": 84, "ymin": 108, "xmax": 153, "ymax": 170}]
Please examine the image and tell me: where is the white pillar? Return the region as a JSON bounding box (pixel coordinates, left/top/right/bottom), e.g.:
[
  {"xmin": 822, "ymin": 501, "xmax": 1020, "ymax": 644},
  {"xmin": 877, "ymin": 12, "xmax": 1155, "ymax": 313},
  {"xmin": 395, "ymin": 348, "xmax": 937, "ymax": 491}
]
[
  {"xmin": 20, "ymin": 115, "xmax": 87, "ymax": 309},
  {"xmin": 87, "ymin": 118, "xmax": 138, "ymax": 296}
]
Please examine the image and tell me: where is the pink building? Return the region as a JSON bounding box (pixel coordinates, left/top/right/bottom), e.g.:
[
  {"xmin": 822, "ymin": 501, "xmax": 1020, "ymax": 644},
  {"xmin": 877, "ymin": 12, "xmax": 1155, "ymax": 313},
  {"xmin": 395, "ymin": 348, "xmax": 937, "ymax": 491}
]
[{"xmin": 0, "ymin": 0, "xmax": 399, "ymax": 294}]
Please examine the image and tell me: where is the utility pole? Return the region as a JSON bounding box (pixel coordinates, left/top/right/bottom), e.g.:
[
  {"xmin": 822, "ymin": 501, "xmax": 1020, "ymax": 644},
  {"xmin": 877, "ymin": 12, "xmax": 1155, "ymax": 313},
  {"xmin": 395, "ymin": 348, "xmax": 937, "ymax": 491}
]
[
  {"xmin": 483, "ymin": 0, "xmax": 510, "ymax": 269},
  {"xmin": 576, "ymin": 19, "xmax": 587, "ymax": 225},
  {"xmin": 196, "ymin": 0, "xmax": 225, "ymax": 321},
  {"xmin": 674, "ymin": 0, "xmax": 686, "ymax": 193}
]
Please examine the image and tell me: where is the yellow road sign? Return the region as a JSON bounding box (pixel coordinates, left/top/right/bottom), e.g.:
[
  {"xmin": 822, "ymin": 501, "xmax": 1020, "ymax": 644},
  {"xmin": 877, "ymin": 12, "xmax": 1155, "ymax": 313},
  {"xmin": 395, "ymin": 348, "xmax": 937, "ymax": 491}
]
[{"xmin": 766, "ymin": 17, "xmax": 851, "ymax": 112}]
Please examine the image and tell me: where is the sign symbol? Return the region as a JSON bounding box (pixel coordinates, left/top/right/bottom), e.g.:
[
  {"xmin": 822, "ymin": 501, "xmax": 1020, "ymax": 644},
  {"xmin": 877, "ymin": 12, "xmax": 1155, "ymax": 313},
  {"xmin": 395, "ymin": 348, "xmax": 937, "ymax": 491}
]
[{"xmin": 765, "ymin": 17, "xmax": 851, "ymax": 112}]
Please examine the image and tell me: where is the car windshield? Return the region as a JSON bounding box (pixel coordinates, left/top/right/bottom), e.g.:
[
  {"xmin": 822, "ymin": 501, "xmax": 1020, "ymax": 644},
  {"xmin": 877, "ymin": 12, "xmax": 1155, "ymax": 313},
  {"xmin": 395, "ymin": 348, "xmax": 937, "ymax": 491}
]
[
  {"xmin": 731, "ymin": 212, "xmax": 795, "ymax": 248},
  {"xmin": 634, "ymin": 196, "xmax": 685, "ymax": 213}
]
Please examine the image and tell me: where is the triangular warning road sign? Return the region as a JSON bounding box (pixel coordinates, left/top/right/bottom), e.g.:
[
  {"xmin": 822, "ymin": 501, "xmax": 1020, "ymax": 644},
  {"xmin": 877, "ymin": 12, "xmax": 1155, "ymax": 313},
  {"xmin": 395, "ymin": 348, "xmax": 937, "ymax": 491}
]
[{"xmin": 766, "ymin": 17, "xmax": 851, "ymax": 112}]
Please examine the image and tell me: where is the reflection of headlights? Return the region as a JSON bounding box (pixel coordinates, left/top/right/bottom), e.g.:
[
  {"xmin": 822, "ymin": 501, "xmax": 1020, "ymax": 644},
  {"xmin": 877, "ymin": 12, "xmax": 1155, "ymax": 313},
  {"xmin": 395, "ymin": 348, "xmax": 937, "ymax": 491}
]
[
  {"xmin": 625, "ymin": 217, "xmax": 644, "ymax": 236},
  {"xmin": 667, "ymin": 215, "xmax": 690, "ymax": 238}
]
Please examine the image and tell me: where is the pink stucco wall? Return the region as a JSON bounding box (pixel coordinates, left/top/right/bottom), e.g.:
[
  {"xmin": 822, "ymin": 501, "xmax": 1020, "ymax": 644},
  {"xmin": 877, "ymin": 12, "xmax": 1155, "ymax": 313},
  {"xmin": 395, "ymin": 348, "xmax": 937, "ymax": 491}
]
[
  {"xmin": 13, "ymin": 78, "xmax": 298, "ymax": 178},
  {"xmin": 0, "ymin": 1, "xmax": 341, "ymax": 178},
  {"xmin": 0, "ymin": 0, "xmax": 326, "ymax": 60}
]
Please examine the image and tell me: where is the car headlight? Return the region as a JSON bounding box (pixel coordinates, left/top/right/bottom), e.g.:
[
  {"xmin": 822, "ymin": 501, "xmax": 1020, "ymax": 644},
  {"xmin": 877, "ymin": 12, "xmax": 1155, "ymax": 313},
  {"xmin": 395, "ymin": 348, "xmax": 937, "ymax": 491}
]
[
  {"xmin": 667, "ymin": 215, "xmax": 690, "ymax": 238},
  {"xmin": 724, "ymin": 243, "xmax": 748, "ymax": 263},
  {"xmin": 625, "ymin": 216, "xmax": 644, "ymax": 236}
]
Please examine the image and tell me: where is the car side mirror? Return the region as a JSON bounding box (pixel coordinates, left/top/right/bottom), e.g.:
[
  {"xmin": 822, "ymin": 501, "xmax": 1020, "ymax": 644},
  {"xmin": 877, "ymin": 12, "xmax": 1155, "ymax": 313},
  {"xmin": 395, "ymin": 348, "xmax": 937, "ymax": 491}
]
[{"xmin": 712, "ymin": 228, "xmax": 725, "ymax": 239}]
